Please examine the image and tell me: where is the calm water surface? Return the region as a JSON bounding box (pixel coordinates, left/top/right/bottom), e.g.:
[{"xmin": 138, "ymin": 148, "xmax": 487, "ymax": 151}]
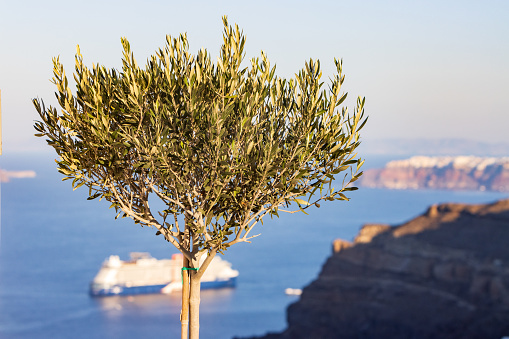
[{"xmin": 0, "ymin": 153, "xmax": 507, "ymax": 339}]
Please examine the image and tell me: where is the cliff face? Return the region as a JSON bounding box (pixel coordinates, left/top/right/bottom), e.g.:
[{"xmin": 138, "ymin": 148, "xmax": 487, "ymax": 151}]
[
  {"xmin": 251, "ymin": 199, "xmax": 509, "ymax": 339},
  {"xmin": 360, "ymin": 156, "xmax": 509, "ymax": 191}
]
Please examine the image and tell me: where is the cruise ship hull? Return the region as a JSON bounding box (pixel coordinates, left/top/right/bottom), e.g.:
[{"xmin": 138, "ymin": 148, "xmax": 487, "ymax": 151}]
[{"xmin": 90, "ymin": 277, "xmax": 237, "ymax": 296}]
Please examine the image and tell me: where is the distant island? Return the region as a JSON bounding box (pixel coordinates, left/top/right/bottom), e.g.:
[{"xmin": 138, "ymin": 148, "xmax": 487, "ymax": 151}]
[
  {"xmin": 0, "ymin": 169, "xmax": 36, "ymax": 183},
  {"xmin": 360, "ymin": 156, "xmax": 509, "ymax": 191}
]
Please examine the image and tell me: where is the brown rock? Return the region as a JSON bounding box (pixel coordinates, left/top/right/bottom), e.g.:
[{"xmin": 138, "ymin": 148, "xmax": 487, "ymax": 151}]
[
  {"xmin": 353, "ymin": 224, "xmax": 391, "ymax": 244},
  {"xmin": 332, "ymin": 239, "xmax": 353, "ymax": 253},
  {"xmin": 248, "ymin": 199, "xmax": 509, "ymax": 339}
]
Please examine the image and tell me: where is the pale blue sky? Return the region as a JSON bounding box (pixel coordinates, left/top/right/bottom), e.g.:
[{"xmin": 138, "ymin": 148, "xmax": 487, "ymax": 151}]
[{"xmin": 1, "ymin": 0, "xmax": 508, "ymax": 153}]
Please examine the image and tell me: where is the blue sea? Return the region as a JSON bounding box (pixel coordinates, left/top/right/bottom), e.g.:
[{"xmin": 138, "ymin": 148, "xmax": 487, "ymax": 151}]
[{"xmin": 1, "ymin": 153, "xmax": 507, "ymax": 339}]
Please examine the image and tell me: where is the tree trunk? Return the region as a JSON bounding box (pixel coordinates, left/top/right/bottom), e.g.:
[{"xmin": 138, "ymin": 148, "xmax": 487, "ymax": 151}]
[
  {"xmin": 189, "ymin": 271, "xmax": 201, "ymax": 339},
  {"xmin": 187, "ymin": 250, "xmax": 216, "ymax": 339},
  {"xmin": 184, "ymin": 228, "xmax": 217, "ymax": 339}
]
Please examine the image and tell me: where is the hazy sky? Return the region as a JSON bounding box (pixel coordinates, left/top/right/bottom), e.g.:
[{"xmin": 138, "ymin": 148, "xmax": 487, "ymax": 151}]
[{"xmin": 1, "ymin": 0, "xmax": 508, "ymax": 153}]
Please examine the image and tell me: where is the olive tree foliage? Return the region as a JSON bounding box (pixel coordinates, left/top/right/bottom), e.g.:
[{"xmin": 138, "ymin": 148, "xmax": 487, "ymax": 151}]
[{"xmin": 33, "ymin": 18, "xmax": 366, "ymax": 267}]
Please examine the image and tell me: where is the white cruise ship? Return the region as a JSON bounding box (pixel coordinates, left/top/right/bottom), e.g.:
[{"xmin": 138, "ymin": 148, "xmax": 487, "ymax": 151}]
[{"xmin": 90, "ymin": 252, "xmax": 239, "ymax": 296}]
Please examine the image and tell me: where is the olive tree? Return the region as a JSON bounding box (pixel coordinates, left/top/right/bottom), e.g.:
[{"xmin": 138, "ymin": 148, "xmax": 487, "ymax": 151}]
[{"xmin": 33, "ymin": 17, "xmax": 366, "ymax": 339}]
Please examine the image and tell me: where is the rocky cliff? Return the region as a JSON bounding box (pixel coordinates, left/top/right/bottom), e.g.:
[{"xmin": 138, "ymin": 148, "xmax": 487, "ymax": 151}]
[
  {"xmin": 249, "ymin": 199, "xmax": 509, "ymax": 339},
  {"xmin": 360, "ymin": 156, "xmax": 509, "ymax": 191}
]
